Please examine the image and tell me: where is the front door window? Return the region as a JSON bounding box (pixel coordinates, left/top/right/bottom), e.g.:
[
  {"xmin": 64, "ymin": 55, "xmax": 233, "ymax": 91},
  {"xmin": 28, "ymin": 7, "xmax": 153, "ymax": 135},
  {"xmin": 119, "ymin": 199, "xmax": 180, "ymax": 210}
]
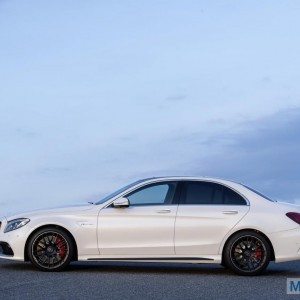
[{"xmin": 126, "ymin": 182, "xmax": 177, "ymax": 206}]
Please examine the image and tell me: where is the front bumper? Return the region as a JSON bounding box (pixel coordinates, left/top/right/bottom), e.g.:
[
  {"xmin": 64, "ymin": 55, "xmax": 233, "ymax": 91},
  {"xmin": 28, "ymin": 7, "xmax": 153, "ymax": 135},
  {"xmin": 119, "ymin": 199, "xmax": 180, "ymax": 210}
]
[{"xmin": 0, "ymin": 218, "xmax": 29, "ymax": 261}]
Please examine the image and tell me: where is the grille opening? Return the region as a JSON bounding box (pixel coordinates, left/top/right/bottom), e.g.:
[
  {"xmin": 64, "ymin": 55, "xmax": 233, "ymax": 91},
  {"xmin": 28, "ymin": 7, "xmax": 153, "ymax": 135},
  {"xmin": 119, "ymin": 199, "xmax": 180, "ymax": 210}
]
[{"xmin": 0, "ymin": 242, "xmax": 14, "ymax": 256}]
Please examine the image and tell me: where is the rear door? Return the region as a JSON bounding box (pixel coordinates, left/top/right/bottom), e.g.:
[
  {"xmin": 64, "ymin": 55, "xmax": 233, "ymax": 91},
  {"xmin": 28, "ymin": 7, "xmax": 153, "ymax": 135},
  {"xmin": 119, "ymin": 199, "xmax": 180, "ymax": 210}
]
[{"xmin": 175, "ymin": 181, "xmax": 249, "ymax": 255}]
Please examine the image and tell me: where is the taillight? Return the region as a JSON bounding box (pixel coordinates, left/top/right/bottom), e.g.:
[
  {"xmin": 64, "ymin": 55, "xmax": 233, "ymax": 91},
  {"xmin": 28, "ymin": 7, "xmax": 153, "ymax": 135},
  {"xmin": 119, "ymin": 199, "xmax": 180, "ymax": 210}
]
[{"xmin": 286, "ymin": 212, "xmax": 300, "ymax": 224}]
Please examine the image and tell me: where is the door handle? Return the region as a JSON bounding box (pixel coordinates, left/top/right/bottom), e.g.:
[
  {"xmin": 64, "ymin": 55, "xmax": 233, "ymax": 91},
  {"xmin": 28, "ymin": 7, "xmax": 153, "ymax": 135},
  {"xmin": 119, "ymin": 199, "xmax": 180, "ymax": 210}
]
[
  {"xmin": 222, "ymin": 210, "xmax": 238, "ymax": 215},
  {"xmin": 156, "ymin": 209, "xmax": 171, "ymax": 214}
]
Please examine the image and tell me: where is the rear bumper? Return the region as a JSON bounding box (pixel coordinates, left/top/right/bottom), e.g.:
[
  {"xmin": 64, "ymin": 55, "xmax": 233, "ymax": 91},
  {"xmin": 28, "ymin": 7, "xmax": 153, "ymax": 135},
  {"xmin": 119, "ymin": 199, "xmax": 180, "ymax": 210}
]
[{"xmin": 269, "ymin": 227, "xmax": 300, "ymax": 263}]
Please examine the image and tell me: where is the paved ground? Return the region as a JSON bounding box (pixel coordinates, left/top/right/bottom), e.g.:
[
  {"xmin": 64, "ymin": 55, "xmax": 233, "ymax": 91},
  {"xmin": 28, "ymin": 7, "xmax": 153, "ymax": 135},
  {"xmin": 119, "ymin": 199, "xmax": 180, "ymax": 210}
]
[{"xmin": 0, "ymin": 259, "xmax": 299, "ymax": 299}]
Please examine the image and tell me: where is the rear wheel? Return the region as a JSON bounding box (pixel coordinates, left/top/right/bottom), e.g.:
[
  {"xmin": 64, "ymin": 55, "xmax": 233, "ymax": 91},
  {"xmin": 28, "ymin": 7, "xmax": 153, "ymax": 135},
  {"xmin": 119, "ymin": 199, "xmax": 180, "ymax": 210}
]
[
  {"xmin": 27, "ymin": 227, "xmax": 74, "ymax": 271},
  {"xmin": 223, "ymin": 231, "xmax": 271, "ymax": 276}
]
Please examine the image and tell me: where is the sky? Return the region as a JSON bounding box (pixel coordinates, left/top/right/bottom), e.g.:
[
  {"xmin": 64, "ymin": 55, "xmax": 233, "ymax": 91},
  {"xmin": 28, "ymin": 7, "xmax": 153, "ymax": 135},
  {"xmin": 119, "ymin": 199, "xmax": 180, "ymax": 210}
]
[{"xmin": 0, "ymin": 0, "xmax": 300, "ymax": 215}]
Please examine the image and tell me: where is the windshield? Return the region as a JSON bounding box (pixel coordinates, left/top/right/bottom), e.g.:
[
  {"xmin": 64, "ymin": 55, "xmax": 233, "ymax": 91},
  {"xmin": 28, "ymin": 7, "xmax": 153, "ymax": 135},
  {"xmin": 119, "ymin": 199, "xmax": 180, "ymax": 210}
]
[
  {"xmin": 242, "ymin": 185, "xmax": 276, "ymax": 202},
  {"xmin": 96, "ymin": 179, "xmax": 149, "ymax": 204}
]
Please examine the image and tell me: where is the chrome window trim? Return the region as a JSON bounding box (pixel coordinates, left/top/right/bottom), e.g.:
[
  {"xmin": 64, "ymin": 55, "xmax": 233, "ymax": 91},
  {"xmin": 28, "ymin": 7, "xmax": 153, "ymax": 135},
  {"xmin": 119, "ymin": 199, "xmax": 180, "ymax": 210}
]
[{"xmin": 101, "ymin": 178, "xmax": 250, "ymax": 208}]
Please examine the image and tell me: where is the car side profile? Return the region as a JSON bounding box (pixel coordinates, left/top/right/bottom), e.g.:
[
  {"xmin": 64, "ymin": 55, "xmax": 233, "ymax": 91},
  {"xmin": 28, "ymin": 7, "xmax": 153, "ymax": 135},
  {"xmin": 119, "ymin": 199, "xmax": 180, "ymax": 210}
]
[{"xmin": 0, "ymin": 176, "xmax": 300, "ymax": 276}]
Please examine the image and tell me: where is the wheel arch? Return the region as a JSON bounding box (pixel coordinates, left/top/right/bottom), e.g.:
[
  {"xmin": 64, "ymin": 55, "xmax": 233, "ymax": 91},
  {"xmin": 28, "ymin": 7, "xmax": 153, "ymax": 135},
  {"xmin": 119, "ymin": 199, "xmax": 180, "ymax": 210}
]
[
  {"xmin": 24, "ymin": 224, "xmax": 78, "ymax": 262},
  {"xmin": 221, "ymin": 228, "xmax": 275, "ymax": 263}
]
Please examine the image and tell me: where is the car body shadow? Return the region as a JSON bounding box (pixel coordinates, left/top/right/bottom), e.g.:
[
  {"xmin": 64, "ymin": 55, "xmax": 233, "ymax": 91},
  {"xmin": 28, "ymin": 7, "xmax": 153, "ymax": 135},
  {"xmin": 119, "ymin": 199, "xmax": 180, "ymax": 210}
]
[
  {"xmin": 1, "ymin": 260, "xmax": 299, "ymax": 277},
  {"xmin": 68, "ymin": 261, "xmax": 300, "ymax": 277}
]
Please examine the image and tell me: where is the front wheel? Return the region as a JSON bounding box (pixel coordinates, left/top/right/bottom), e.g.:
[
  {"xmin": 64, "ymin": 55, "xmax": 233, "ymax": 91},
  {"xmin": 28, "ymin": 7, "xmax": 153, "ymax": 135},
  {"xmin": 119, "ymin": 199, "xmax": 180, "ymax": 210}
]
[
  {"xmin": 27, "ymin": 227, "xmax": 74, "ymax": 271},
  {"xmin": 223, "ymin": 231, "xmax": 271, "ymax": 276}
]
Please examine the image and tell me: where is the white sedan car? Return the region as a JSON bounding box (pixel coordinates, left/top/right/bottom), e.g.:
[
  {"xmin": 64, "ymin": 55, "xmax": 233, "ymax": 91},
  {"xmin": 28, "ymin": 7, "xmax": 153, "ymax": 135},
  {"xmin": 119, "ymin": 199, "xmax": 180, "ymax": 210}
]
[{"xmin": 0, "ymin": 177, "xmax": 300, "ymax": 275}]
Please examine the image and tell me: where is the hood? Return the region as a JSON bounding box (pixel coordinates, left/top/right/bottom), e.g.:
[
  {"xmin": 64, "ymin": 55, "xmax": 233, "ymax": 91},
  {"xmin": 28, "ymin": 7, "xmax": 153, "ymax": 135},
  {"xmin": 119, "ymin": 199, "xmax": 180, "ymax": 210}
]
[{"xmin": 6, "ymin": 203, "xmax": 95, "ymax": 220}]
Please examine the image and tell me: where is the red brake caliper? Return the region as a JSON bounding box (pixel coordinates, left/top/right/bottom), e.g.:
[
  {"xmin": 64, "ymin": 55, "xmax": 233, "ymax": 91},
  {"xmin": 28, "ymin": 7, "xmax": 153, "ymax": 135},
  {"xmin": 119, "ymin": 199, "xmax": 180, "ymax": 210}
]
[
  {"xmin": 55, "ymin": 237, "xmax": 67, "ymax": 258},
  {"xmin": 254, "ymin": 248, "xmax": 262, "ymax": 260}
]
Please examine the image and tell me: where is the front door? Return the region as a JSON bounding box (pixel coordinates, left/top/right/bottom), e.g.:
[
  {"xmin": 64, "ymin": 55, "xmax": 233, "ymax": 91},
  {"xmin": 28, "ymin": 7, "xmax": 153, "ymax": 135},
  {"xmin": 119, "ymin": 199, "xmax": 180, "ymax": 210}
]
[{"xmin": 98, "ymin": 181, "xmax": 179, "ymax": 256}]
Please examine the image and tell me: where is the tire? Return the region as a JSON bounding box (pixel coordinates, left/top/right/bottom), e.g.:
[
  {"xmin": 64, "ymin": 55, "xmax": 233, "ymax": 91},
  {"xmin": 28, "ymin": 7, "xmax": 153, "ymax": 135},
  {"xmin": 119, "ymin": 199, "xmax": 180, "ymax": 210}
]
[
  {"xmin": 223, "ymin": 230, "xmax": 271, "ymax": 276},
  {"xmin": 27, "ymin": 226, "xmax": 74, "ymax": 272}
]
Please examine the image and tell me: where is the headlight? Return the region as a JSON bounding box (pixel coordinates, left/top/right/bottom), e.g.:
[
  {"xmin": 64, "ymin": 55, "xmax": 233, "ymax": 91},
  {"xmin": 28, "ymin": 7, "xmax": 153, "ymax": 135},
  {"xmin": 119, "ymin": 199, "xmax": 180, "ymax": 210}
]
[{"xmin": 4, "ymin": 218, "xmax": 30, "ymax": 233}]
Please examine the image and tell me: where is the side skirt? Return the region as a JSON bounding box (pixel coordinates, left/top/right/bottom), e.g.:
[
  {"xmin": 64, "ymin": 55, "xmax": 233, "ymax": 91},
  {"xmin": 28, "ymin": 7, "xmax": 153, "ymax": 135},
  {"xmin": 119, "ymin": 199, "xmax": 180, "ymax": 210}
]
[{"xmin": 87, "ymin": 257, "xmax": 214, "ymax": 262}]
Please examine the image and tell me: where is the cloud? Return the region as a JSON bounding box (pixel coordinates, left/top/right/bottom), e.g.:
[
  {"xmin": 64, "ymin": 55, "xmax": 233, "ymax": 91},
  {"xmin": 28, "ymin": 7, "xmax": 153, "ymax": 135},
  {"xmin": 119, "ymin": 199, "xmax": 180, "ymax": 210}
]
[
  {"xmin": 38, "ymin": 166, "xmax": 72, "ymax": 176},
  {"xmin": 15, "ymin": 128, "xmax": 38, "ymax": 138},
  {"xmin": 75, "ymin": 107, "xmax": 300, "ymax": 205},
  {"xmin": 1, "ymin": 107, "xmax": 299, "ymax": 216},
  {"xmin": 261, "ymin": 76, "xmax": 272, "ymax": 84},
  {"xmin": 165, "ymin": 94, "xmax": 187, "ymax": 102},
  {"xmin": 182, "ymin": 107, "xmax": 300, "ymax": 202}
]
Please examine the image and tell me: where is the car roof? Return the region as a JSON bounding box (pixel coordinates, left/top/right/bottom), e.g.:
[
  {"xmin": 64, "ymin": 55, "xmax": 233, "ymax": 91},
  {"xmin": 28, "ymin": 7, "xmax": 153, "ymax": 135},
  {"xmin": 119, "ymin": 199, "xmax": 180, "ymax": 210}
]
[{"xmin": 139, "ymin": 176, "xmax": 243, "ymax": 185}]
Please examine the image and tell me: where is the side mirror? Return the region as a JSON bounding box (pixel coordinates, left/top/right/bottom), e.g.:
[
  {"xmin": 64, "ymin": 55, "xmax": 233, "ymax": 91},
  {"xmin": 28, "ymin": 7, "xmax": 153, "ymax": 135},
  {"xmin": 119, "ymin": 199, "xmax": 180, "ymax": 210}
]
[{"xmin": 112, "ymin": 197, "xmax": 130, "ymax": 208}]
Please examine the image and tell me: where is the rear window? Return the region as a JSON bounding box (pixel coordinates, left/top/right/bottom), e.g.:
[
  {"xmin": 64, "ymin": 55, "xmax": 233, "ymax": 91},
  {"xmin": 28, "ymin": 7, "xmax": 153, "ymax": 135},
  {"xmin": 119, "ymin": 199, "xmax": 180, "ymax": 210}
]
[{"xmin": 242, "ymin": 185, "xmax": 275, "ymax": 202}]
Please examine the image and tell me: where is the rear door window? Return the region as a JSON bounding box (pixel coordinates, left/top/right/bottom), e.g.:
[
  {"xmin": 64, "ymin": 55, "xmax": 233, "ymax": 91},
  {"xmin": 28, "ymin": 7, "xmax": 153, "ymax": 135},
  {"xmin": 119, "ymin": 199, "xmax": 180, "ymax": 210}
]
[{"xmin": 181, "ymin": 181, "xmax": 247, "ymax": 205}]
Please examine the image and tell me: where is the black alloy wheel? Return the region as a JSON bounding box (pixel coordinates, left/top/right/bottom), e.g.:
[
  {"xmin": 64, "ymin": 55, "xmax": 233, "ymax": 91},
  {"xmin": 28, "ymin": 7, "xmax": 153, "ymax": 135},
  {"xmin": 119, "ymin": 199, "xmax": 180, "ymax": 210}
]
[
  {"xmin": 223, "ymin": 231, "xmax": 271, "ymax": 276},
  {"xmin": 28, "ymin": 227, "xmax": 74, "ymax": 271}
]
